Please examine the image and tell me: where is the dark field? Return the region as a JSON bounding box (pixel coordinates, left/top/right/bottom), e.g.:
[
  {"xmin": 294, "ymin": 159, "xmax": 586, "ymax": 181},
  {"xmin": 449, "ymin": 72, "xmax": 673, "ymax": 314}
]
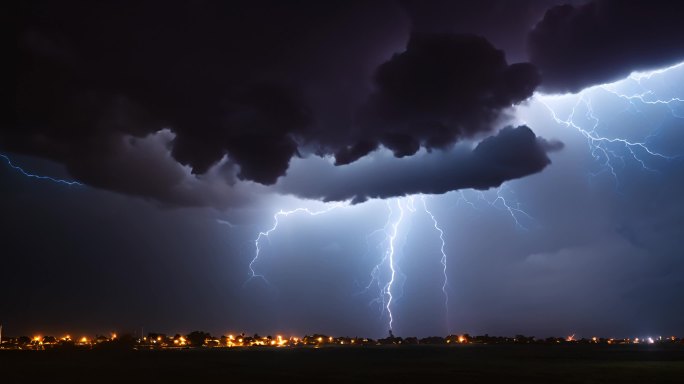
[{"xmin": 2, "ymin": 344, "xmax": 683, "ymax": 383}]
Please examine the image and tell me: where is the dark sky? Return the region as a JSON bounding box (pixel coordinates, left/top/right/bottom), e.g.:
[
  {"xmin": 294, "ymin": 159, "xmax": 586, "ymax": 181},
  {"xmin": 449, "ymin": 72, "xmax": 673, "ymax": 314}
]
[{"xmin": 3, "ymin": 0, "xmax": 684, "ymax": 338}]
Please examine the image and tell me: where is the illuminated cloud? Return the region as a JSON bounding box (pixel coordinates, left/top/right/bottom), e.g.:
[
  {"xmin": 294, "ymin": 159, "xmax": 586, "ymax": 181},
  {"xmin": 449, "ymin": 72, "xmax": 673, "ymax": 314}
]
[{"xmin": 279, "ymin": 126, "xmax": 561, "ymax": 203}]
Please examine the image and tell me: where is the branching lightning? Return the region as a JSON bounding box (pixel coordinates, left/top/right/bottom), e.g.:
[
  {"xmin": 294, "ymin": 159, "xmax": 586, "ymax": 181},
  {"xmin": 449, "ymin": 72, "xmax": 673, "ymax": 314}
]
[
  {"xmin": 615, "ymin": 62, "xmax": 684, "ymax": 118},
  {"xmin": 246, "ymin": 195, "xmax": 454, "ymax": 333},
  {"xmin": 491, "ymin": 186, "xmax": 536, "ymax": 231},
  {"xmin": 359, "ymin": 204, "xmax": 394, "ymax": 304},
  {"xmin": 246, "ymin": 203, "xmax": 345, "ymax": 286},
  {"xmin": 243, "ymin": 191, "xmax": 533, "ymax": 333},
  {"xmin": 359, "ymin": 199, "xmax": 406, "ymax": 331},
  {"xmin": 1, "ymin": 154, "xmax": 81, "ymax": 186},
  {"xmin": 358, "ymin": 196, "xmax": 454, "ymax": 332},
  {"xmin": 453, "ymin": 187, "xmax": 535, "ymax": 231},
  {"xmin": 421, "ymin": 196, "xmax": 449, "ymax": 323},
  {"xmin": 239, "ymin": 63, "xmax": 683, "ymax": 336},
  {"xmin": 384, "ymin": 199, "xmax": 405, "ymax": 330},
  {"xmin": 534, "ymin": 62, "xmax": 684, "ymax": 184}
]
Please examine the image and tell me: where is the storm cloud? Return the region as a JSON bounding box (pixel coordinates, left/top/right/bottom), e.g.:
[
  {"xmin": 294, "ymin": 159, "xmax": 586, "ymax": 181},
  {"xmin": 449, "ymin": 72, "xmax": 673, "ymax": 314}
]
[
  {"xmin": 280, "ymin": 126, "xmax": 562, "ymax": 203},
  {"xmin": 335, "ymin": 33, "xmax": 541, "ymax": 164},
  {"xmin": 529, "ymin": 0, "xmax": 684, "ymax": 94},
  {"xmin": 9, "ymin": 0, "xmax": 555, "ymax": 208}
]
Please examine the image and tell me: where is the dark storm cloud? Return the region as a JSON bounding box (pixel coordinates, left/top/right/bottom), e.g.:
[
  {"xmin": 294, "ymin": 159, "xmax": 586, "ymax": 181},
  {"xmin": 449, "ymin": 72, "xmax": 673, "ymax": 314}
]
[
  {"xmin": 528, "ymin": 0, "xmax": 684, "ymax": 94},
  {"xmin": 400, "ymin": 0, "xmax": 584, "ymax": 64},
  {"xmin": 169, "ymin": 84, "xmax": 311, "ymax": 184},
  {"xmin": 12, "ymin": 0, "xmax": 332, "ymax": 187},
  {"xmin": 335, "ymin": 33, "xmax": 541, "ymax": 164},
  {"xmin": 9, "ymin": 0, "xmax": 405, "ymax": 196},
  {"xmin": 9, "ymin": 0, "xmax": 552, "ymax": 207},
  {"xmin": 280, "ymin": 126, "xmax": 562, "ymax": 203}
]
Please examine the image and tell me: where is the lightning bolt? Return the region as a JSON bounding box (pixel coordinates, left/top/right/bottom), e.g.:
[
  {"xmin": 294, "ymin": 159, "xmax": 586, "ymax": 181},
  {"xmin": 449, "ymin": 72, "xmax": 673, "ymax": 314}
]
[
  {"xmin": 246, "ymin": 202, "xmax": 345, "ymax": 286},
  {"xmin": 384, "ymin": 199, "xmax": 405, "ymax": 331},
  {"xmin": 452, "ymin": 190, "xmax": 478, "ymax": 210},
  {"xmin": 216, "ymin": 219, "xmax": 235, "ymax": 228},
  {"xmin": 490, "ymin": 186, "xmax": 535, "ymax": 231},
  {"xmin": 420, "ymin": 196, "xmax": 449, "ymax": 326},
  {"xmin": 1, "ymin": 154, "xmax": 81, "ymax": 186},
  {"xmin": 244, "ymin": 191, "xmax": 533, "ymax": 334},
  {"xmin": 359, "ymin": 199, "xmax": 407, "ymax": 331},
  {"xmin": 534, "ymin": 62, "xmax": 683, "ymax": 184},
  {"xmin": 361, "ymin": 196, "xmax": 454, "ymax": 332},
  {"xmin": 359, "ymin": 202, "xmax": 394, "ymax": 308},
  {"xmin": 452, "ymin": 186, "xmax": 535, "ymax": 231},
  {"xmin": 617, "ymin": 62, "xmax": 684, "ymax": 118}
]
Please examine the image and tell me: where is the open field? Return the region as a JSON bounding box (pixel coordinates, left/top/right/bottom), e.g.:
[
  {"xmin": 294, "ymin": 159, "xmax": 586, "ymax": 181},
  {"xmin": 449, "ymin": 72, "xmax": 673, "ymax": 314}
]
[{"xmin": 2, "ymin": 344, "xmax": 683, "ymax": 383}]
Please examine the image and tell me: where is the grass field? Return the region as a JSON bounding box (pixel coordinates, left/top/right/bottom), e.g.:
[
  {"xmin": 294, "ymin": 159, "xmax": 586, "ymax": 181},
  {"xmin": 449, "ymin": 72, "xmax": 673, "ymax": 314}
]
[{"xmin": 2, "ymin": 344, "xmax": 683, "ymax": 383}]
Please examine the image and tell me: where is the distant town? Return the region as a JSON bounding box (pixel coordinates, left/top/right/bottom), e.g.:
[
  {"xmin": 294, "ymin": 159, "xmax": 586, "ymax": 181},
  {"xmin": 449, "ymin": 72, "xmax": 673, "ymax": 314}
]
[{"xmin": 1, "ymin": 328, "xmax": 681, "ymax": 350}]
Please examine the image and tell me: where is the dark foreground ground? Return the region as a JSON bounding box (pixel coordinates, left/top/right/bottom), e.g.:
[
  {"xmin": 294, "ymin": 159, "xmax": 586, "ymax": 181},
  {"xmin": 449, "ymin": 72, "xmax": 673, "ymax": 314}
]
[{"xmin": 2, "ymin": 344, "xmax": 683, "ymax": 383}]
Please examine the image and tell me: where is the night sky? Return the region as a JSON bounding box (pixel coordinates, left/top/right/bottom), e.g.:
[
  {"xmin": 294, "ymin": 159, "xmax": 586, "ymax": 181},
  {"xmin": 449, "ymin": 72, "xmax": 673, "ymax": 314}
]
[{"xmin": 4, "ymin": 0, "xmax": 684, "ymax": 339}]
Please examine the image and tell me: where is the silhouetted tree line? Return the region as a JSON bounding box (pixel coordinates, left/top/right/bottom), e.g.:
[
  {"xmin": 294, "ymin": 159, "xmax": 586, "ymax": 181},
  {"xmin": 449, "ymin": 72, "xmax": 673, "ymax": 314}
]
[{"xmin": 2, "ymin": 331, "xmax": 681, "ymax": 350}]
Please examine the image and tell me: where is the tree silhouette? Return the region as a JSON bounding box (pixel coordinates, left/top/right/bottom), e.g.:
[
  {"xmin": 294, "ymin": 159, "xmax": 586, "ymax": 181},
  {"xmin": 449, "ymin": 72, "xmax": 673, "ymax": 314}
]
[{"xmin": 186, "ymin": 331, "xmax": 211, "ymax": 348}]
